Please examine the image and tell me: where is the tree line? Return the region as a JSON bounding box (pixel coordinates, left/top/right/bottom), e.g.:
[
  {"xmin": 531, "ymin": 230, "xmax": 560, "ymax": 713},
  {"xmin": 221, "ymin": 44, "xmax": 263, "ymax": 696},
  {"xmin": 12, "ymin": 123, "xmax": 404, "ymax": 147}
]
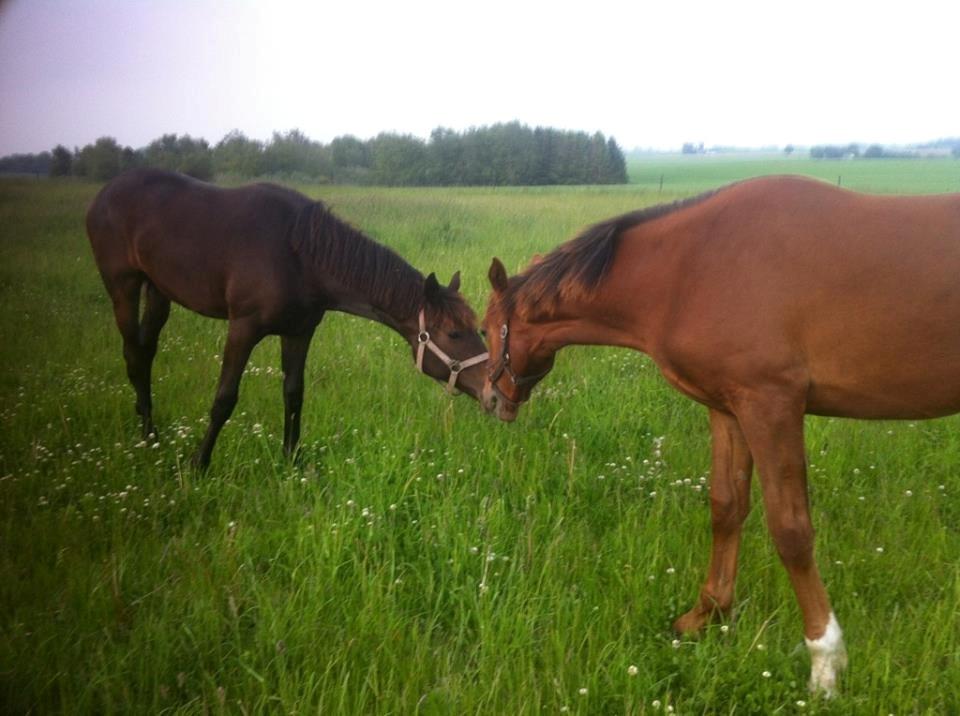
[
  {"xmin": 810, "ymin": 141, "xmax": 960, "ymax": 159},
  {"xmin": 0, "ymin": 122, "xmax": 628, "ymax": 186}
]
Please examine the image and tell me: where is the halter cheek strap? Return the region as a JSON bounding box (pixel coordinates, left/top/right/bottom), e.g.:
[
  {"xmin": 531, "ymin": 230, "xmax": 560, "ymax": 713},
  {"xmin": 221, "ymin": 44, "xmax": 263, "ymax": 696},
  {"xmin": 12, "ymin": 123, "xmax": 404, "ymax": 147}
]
[
  {"xmin": 416, "ymin": 309, "xmax": 489, "ymax": 394},
  {"xmin": 487, "ymin": 321, "xmax": 552, "ymax": 407}
]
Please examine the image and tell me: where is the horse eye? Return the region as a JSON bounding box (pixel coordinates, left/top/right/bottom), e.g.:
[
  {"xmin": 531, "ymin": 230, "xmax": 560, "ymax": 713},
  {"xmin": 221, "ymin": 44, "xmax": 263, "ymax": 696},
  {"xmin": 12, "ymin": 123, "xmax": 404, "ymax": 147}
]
[{"xmin": 449, "ymin": 331, "xmax": 462, "ymax": 340}]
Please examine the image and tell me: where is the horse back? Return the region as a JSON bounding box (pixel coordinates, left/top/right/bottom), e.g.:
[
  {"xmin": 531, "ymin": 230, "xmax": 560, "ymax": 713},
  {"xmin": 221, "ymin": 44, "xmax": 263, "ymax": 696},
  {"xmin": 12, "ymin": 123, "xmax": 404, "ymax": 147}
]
[
  {"xmin": 627, "ymin": 177, "xmax": 960, "ymax": 419},
  {"xmin": 86, "ymin": 169, "xmax": 313, "ymax": 321}
]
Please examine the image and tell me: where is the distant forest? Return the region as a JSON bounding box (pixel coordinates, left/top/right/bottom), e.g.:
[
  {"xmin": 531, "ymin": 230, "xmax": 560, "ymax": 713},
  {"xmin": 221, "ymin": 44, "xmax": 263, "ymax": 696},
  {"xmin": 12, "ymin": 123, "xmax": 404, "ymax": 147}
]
[{"xmin": 0, "ymin": 122, "xmax": 628, "ymax": 186}]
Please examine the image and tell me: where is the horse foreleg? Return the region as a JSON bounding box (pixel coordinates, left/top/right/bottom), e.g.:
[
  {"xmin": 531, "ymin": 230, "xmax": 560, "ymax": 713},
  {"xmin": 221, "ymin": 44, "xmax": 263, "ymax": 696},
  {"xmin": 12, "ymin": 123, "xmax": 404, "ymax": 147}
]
[
  {"xmin": 675, "ymin": 408, "xmax": 753, "ymax": 633},
  {"xmin": 191, "ymin": 319, "xmax": 262, "ymax": 470},
  {"xmin": 280, "ymin": 327, "xmax": 316, "ymax": 459},
  {"xmin": 736, "ymin": 394, "xmax": 846, "ymax": 697}
]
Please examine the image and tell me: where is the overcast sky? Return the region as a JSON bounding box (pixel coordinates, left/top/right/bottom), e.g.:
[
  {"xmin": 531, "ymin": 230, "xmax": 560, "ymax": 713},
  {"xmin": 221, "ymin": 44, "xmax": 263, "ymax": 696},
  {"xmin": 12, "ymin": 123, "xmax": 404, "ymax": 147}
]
[{"xmin": 0, "ymin": 0, "xmax": 957, "ymax": 155}]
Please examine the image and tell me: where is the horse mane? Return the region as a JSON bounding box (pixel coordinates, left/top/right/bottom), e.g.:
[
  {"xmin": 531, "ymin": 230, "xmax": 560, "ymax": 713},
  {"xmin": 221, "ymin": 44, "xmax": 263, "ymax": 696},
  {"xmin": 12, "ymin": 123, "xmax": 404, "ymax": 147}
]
[
  {"xmin": 505, "ymin": 188, "xmax": 724, "ymax": 318},
  {"xmin": 290, "ymin": 201, "xmax": 474, "ymax": 324}
]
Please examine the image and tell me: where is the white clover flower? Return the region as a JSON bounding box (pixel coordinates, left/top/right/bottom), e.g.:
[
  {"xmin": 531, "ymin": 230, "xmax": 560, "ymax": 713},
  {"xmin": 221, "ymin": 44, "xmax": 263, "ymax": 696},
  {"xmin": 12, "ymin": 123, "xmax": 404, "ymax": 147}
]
[
  {"xmin": 578, "ymin": 688, "xmax": 588, "ymax": 696},
  {"xmin": 627, "ymin": 664, "xmax": 639, "ymax": 676},
  {"xmin": 762, "ymin": 670, "xmax": 771, "ymax": 678}
]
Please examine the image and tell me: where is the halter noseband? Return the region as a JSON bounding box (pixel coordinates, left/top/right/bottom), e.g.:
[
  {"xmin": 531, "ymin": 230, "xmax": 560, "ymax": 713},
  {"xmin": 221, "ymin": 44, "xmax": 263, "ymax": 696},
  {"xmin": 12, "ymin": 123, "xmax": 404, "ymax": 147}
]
[
  {"xmin": 487, "ymin": 322, "xmax": 551, "ymax": 409},
  {"xmin": 416, "ymin": 309, "xmax": 489, "ymax": 394}
]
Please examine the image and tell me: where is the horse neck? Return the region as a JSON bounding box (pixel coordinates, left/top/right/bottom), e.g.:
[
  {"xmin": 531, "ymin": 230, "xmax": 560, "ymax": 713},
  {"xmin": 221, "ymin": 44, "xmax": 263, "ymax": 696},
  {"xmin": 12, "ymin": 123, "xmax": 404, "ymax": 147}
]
[
  {"xmin": 521, "ymin": 283, "xmax": 642, "ymax": 354},
  {"xmin": 330, "ymin": 288, "xmax": 420, "ymax": 342},
  {"xmin": 294, "ymin": 204, "xmax": 423, "ymax": 343},
  {"xmin": 523, "ymin": 236, "xmax": 665, "ymax": 355}
]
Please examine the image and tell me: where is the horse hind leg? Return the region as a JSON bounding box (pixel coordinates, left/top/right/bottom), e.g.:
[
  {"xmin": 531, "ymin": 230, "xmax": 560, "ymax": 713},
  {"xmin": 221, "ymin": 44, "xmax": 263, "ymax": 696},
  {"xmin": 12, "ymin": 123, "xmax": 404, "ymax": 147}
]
[
  {"xmin": 108, "ymin": 275, "xmax": 152, "ymax": 437},
  {"xmin": 136, "ymin": 282, "xmax": 170, "ymax": 438}
]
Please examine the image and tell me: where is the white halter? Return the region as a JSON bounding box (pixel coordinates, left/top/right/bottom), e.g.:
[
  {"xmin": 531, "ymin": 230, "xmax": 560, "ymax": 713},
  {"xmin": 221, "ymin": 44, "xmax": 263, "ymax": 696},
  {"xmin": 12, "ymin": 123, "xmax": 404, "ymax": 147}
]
[{"xmin": 415, "ymin": 309, "xmax": 489, "ymax": 394}]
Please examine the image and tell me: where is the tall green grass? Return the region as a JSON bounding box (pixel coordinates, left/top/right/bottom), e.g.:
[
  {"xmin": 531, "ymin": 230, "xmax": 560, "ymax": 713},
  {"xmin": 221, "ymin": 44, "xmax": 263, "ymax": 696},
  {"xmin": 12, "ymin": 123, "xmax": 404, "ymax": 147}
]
[{"xmin": 1, "ymin": 170, "xmax": 959, "ymax": 713}]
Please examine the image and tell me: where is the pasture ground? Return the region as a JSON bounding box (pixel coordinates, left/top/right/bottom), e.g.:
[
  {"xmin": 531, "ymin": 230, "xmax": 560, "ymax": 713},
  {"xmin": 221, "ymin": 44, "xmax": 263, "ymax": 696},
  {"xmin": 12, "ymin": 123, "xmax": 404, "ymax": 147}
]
[{"xmin": 2, "ymin": 160, "xmax": 959, "ymax": 713}]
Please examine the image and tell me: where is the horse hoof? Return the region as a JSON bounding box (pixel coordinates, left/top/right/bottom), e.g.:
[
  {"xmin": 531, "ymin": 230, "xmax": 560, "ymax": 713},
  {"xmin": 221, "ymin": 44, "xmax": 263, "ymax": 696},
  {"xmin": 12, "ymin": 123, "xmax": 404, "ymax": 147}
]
[
  {"xmin": 806, "ymin": 614, "xmax": 847, "ymax": 698},
  {"xmin": 673, "ymin": 608, "xmax": 710, "ymax": 635},
  {"xmin": 188, "ymin": 452, "xmax": 209, "ymax": 471}
]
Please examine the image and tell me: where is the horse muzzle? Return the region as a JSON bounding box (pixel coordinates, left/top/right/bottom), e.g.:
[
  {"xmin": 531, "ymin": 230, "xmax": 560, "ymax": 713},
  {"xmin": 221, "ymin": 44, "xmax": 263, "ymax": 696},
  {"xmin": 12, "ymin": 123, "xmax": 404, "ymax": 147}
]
[{"xmin": 482, "ymin": 382, "xmax": 519, "ymax": 422}]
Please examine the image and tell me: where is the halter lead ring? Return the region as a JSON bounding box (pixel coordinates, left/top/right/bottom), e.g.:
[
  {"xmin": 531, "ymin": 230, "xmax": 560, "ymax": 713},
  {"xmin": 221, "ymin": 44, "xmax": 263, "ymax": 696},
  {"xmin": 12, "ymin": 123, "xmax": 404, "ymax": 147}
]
[
  {"xmin": 416, "ymin": 309, "xmax": 488, "ymax": 394},
  {"xmin": 487, "ymin": 321, "xmax": 551, "ymax": 408}
]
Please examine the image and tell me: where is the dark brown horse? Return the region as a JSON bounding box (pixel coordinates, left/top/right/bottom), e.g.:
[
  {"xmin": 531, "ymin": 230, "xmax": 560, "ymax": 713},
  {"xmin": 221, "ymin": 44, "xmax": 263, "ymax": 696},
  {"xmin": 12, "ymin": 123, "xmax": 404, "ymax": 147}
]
[
  {"xmin": 86, "ymin": 169, "xmax": 487, "ymax": 468},
  {"xmin": 481, "ymin": 175, "xmax": 960, "ymax": 695}
]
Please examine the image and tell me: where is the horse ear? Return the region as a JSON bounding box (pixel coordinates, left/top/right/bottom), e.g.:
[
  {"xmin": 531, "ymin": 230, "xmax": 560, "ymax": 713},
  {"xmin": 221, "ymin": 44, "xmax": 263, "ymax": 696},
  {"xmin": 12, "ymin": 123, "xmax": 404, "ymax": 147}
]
[
  {"xmin": 530, "ymin": 253, "xmax": 544, "ymax": 266},
  {"xmin": 488, "ymin": 258, "xmax": 509, "ymax": 294},
  {"xmin": 424, "ymin": 272, "xmax": 441, "ymax": 302},
  {"xmin": 448, "ymin": 271, "xmax": 461, "ymax": 293}
]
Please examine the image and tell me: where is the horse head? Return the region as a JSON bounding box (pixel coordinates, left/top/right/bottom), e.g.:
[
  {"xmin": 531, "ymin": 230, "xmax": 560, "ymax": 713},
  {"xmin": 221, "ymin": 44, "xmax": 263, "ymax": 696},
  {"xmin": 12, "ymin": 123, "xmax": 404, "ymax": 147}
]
[
  {"xmin": 481, "ymin": 257, "xmax": 556, "ymax": 421},
  {"xmin": 415, "ymin": 271, "xmax": 490, "ymax": 401}
]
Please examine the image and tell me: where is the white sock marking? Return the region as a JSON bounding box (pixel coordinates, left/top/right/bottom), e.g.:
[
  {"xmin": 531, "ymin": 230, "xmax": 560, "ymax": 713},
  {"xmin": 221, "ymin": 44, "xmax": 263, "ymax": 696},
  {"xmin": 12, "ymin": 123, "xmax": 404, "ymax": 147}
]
[{"xmin": 805, "ymin": 612, "xmax": 848, "ymax": 696}]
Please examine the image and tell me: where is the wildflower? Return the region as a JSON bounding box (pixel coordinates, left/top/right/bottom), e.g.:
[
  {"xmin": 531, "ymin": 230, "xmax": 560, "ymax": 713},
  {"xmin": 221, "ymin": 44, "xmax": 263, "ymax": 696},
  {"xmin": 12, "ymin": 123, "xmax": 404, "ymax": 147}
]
[
  {"xmin": 762, "ymin": 670, "xmax": 771, "ymax": 678},
  {"xmin": 796, "ymin": 700, "xmax": 807, "ymax": 708},
  {"xmin": 671, "ymin": 639, "xmax": 681, "ymax": 649},
  {"xmin": 578, "ymin": 688, "xmax": 588, "ymax": 696},
  {"xmin": 627, "ymin": 664, "xmax": 639, "ymax": 676},
  {"xmin": 720, "ymin": 625, "xmax": 729, "ymax": 634},
  {"xmin": 652, "ymin": 701, "xmax": 661, "ymax": 710}
]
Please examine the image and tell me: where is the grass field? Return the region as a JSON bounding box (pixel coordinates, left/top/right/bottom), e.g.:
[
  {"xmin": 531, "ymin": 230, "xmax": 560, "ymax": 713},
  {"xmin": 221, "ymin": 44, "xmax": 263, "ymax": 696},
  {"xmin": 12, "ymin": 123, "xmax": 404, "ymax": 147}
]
[
  {"xmin": 2, "ymin": 162, "xmax": 959, "ymax": 714},
  {"xmin": 628, "ymin": 154, "xmax": 960, "ymax": 195}
]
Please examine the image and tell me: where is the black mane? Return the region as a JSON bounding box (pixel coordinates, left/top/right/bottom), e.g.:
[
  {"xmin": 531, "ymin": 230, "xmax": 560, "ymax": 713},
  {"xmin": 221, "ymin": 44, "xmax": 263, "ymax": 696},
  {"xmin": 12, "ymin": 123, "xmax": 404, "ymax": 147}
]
[
  {"xmin": 291, "ymin": 201, "xmax": 426, "ymax": 319},
  {"xmin": 507, "ymin": 188, "xmax": 723, "ymax": 315}
]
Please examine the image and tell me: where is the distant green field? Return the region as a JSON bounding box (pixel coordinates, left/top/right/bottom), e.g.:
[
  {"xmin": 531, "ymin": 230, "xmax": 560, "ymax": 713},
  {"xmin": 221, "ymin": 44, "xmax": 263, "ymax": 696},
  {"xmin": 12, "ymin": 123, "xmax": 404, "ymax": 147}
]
[
  {"xmin": 1, "ymin": 172, "xmax": 959, "ymax": 713},
  {"xmin": 628, "ymin": 154, "xmax": 960, "ymax": 195}
]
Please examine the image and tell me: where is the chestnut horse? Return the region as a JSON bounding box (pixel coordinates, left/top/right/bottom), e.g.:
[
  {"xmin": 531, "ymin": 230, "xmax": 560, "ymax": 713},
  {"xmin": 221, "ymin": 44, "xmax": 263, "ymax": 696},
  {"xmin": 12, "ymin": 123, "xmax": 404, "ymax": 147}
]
[
  {"xmin": 481, "ymin": 175, "xmax": 960, "ymax": 695},
  {"xmin": 87, "ymin": 169, "xmax": 487, "ymax": 468}
]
